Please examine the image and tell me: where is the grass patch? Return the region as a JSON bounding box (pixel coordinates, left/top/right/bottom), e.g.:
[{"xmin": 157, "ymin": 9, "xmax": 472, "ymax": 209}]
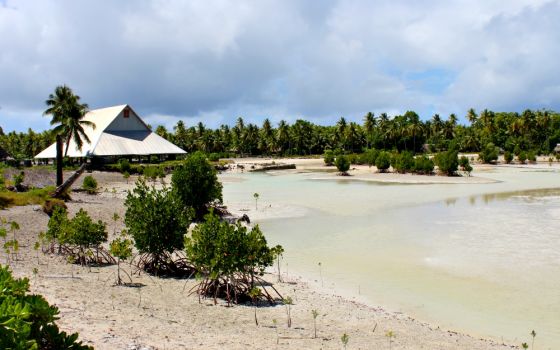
[{"xmin": 0, "ymin": 186, "xmax": 56, "ymax": 209}]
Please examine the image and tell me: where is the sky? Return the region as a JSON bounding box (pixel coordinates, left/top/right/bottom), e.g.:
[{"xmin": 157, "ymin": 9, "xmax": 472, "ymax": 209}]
[{"xmin": 1, "ymin": 0, "xmax": 559, "ymax": 133}]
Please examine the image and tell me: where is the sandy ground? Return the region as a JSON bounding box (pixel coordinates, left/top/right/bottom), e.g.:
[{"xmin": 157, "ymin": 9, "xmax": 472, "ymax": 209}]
[{"xmin": 1, "ymin": 170, "xmax": 522, "ymax": 349}]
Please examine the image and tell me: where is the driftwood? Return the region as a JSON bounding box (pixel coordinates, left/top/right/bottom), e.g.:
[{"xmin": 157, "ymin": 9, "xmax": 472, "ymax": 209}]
[
  {"xmin": 249, "ymin": 163, "xmax": 296, "ymax": 172},
  {"xmin": 50, "ymin": 163, "xmax": 88, "ymax": 199}
]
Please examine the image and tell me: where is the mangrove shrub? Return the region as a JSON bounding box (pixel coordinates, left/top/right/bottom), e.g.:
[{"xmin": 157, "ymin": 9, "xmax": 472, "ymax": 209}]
[
  {"xmin": 124, "ymin": 178, "xmax": 192, "ymax": 275},
  {"xmin": 172, "ymin": 151, "xmax": 223, "ymax": 219},
  {"xmin": 185, "ymin": 211, "xmax": 283, "ymax": 305}
]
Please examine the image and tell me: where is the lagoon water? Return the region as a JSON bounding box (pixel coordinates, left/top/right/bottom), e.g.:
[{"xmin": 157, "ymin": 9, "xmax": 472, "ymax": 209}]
[{"xmin": 221, "ymin": 167, "xmax": 560, "ymax": 348}]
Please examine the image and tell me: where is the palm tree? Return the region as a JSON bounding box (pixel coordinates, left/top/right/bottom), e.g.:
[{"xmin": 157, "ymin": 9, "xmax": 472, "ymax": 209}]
[
  {"xmin": 363, "ymin": 112, "xmax": 376, "ymax": 149},
  {"xmin": 44, "ymin": 85, "xmax": 93, "ymax": 186},
  {"xmin": 466, "ymin": 108, "xmax": 478, "ymax": 125}
]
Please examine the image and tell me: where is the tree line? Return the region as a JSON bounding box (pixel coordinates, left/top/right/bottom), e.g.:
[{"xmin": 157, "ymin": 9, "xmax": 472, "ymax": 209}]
[
  {"xmin": 2, "ymin": 108, "xmax": 560, "ymax": 161},
  {"xmin": 155, "ymin": 109, "xmax": 560, "ymax": 157}
]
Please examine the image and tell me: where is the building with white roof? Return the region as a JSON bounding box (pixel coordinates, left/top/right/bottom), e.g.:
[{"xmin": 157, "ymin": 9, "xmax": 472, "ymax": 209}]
[{"xmin": 35, "ymin": 105, "xmax": 185, "ymax": 159}]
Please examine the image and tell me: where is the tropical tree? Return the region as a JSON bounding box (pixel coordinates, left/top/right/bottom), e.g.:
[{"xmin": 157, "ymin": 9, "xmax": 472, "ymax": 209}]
[{"xmin": 43, "ymin": 85, "xmax": 93, "ymax": 185}]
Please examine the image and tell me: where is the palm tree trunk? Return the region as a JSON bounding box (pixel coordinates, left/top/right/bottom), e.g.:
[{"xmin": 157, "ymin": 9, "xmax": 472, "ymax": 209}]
[{"xmin": 56, "ymin": 135, "xmax": 63, "ymax": 186}]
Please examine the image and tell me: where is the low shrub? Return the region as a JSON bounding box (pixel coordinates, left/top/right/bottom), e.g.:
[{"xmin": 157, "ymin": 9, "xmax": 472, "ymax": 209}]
[
  {"xmin": 45, "ymin": 207, "xmax": 113, "ymax": 265},
  {"xmin": 335, "ymin": 155, "xmax": 350, "ymax": 174},
  {"xmin": 504, "ymin": 151, "xmax": 513, "ymax": 164},
  {"xmin": 0, "ymin": 265, "xmax": 93, "ymax": 349},
  {"xmin": 527, "ymin": 151, "xmax": 537, "ymax": 163},
  {"xmin": 479, "ymin": 143, "xmax": 499, "ymax": 164},
  {"xmin": 361, "ymin": 149, "xmax": 379, "ymax": 168},
  {"xmin": 413, "ymin": 155, "xmax": 434, "ymax": 175},
  {"xmin": 323, "ymin": 149, "xmax": 334, "ymax": 166},
  {"xmin": 208, "ymin": 153, "xmax": 221, "ymax": 162},
  {"xmin": 393, "ymin": 152, "xmax": 414, "ymax": 174},
  {"xmin": 518, "ymin": 151, "xmax": 527, "ymax": 164},
  {"xmin": 375, "ymin": 152, "xmax": 391, "ymax": 172},
  {"xmin": 42, "ymin": 198, "xmax": 67, "ymax": 216},
  {"xmin": 434, "ymin": 150, "xmax": 459, "ymax": 176},
  {"xmin": 118, "ymin": 158, "xmax": 131, "ymax": 173},
  {"xmin": 459, "ymin": 156, "xmax": 473, "ymax": 175},
  {"xmin": 82, "ymin": 175, "xmax": 97, "ymax": 194},
  {"xmin": 125, "ymin": 178, "xmax": 192, "ymax": 275},
  {"xmin": 185, "ymin": 211, "xmax": 283, "ymax": 305}
]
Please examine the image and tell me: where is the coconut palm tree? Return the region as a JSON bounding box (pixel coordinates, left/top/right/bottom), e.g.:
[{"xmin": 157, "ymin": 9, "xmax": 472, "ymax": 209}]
[{"xmin": 44, "ymin": 85, "xmax": 93, "ymax": 186}]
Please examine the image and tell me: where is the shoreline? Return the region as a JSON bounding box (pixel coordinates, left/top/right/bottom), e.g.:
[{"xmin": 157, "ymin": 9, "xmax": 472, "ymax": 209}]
[{"xmin": 0, "ymin": 169, "xmax": 526, "ymax": 349}]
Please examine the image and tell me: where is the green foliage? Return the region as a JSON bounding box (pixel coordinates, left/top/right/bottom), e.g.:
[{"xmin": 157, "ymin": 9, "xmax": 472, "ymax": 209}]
[
  {"xmin": 142, "ymin": 166, "xmax": 163, "ymax": 182},
  {"xmin": 361, "ymin": 149, "xmax": 379, "ymax": 167},
  {"xmin": 42, "ymin": 198, "xmax": 67, "ymax": 216},
  {"xmin": 125, "ymin": 178, "xmax": 191, "ymax": 260},
  {"xmin": 434, "ymin": 150, "xmax": 459, "ymax": 176},
  {"xmin": 208, "ymin": 153, "xmax": 221, "ymax": 162},
  {"xmin": 65, "ymin": 209, "xmax": 107, "ymax": 247},
  {"xmin": 413, "ymin": 155, "xmax": 434, "ymax": 175},
  {"xmin": 82, "ymin": 175, "xmax": 97, "ymax": 194},
  {"xmin": 375, "ymin": 151, "xmax": 391, "ymax": 172},
  {"xmin": 0, "ymin": 265, "xmax": 93, "ymax": 349},
  {"xmin": 479, "ymin": 143, "xmax": 499, "ymax": 163},
  {"xmin": 504, "ymin": 151, "xmax": 513, "ymax": 164},
  {"xmin": 171, "ymin": 151, "xmax": 223, "ymax": 219},
  {"xmin": 393, "ymin": 151, "xmax": 414, "ymax": 174},
  {"xmin": 46, "ymin": 206, "xmax": 68, "ymax": 243},
  {"xmin": 13, "ymin": 171, "xmax": 24, "ymax": 188},
  {"xmin": 185, "ymin": 211, "xmax": 282, "ymax": 304},
  {"xmin": 527, "ymin": 151, "xmax": 537, "ymax": 163},
  {"xmin": 118, "ymin": 158, "xmax": 131, "ymax": 173},
  {"xmin": 335, "ymin": 155, "xmax": 350, "ymax": 174},
  {"xmin": 518, "ymin": 151, "xmax": 527, "ymax": 164},
  {"xmin": 323, "ymin": 149, "xmax": 335, "ymax": 166},
  {"xmin": 459, "ymin": 156, "xmax": 473, "ymax": 174},
  {"xmin": 122, "ymin": 171, "xmax": 130, "ymax": 183}
]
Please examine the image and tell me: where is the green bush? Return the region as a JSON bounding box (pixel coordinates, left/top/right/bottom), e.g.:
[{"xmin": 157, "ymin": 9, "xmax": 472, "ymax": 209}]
[
  {"xmin": 504, "ymin": 151, "xmax": 513, "ymax": 164},
  {"xmin": 413, "ymin": 155, "xmax": 434, "ymax": 175},
  {"xmin": 361, "ymin": 149, "xmax": 379, "ymax": 168},
  {"xmin": 459, "ymin": 156, "xmax": 473, "ymax": 174},
  {"xmin": 0, "ymin": 265, "xmax": 93, "ymax": 349},
  {"xmin": 518, "ymin": 151, "xmax": 527, "ymax": 164},
  {"xmin": 434, "ymin": 150, "xmax": 458, "ymax": 176},
  {"xmin": 347, "ymin": 154, "xmax": 359, "ymax": 165},
  {"xmin": 125, "ymin": 178, "xmax": 192, "ymax": 274},
  {"xmin": 335, "ymin": 155, "xmax": 350, "ymax": 174},
  {"xmin": 185, "ymin": 211, "xmax": 282, "ymax": 304},
  {"xmin": 375, "ymin": 152, "xmax": 391, "ymax": 172},
  {"xmin": 118, "ymin": 158, "xmax": 131, "ymax": 173},
  {"xmin": 527, "ymin": 151, "xmax": 537, "ymax": 163},
  {"xmin": 82, "ymin": 175, "xmax": 97, "ymax": 194},
  {"xmin": 393, "ymin": 152, "xmax": 414, "ymax": 174},
  {"xmin": 12, "ymin": 172, "xmax": 24, "ymax": 188},
  {"xmin": 208, "ymin": 153, "xmax": 221, "ymax": 162},
  {"xmin": 479, "ymin": 143, "xmax": 499, "ymax": 164},
  {"xmin": 46, "ymin": 207, "xmax": 110, "ymax": 264},
  {"xmin": 323, "ymin": 149, "xmax": 335, "ymax": 166},
  {"xmin": 171, "ymin": 151, "xmax": 223, "ymax": 220}
]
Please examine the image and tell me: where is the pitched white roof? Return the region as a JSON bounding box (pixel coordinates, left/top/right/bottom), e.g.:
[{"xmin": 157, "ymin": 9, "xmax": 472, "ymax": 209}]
[{"xmin": 35, "ymin": 105, "xmax": 186, "ymax": 158}]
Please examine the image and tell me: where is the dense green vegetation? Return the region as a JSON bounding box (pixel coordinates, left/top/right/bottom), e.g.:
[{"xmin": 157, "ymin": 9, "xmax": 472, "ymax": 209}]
[
  {"xmin": 124, "ymin": 178, "xmax": 192, "ymax": 275},
  {"xmin": 151, "ymin": 109, "xmax": 560, "ymax": 156},
  {"xmin": 0, "ymin": 264, "xmax": 92, "ymax": 349},
  {"xmin": 45, "ymin": 207, "xmax": 113, "ymax": 265},
  {"xmin": 185, "ymin": 211, "xmax": 282, "ymax": 305},
  {"xmin": 171, "ymin": 151, "xmax": 223, "ymax": 219},
  {"xmin": 3, "ymin": 108, "xmax": 559, "ymax": 164}
]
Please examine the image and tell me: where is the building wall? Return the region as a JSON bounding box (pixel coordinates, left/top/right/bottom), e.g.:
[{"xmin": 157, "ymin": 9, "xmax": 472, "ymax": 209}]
[{"xmin": 105, "ymin": 108, "xmax": 147, "ymax": 132}]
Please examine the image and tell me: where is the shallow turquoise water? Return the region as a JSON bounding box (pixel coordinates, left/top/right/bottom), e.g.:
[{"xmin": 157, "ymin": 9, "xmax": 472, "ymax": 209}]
[{"xmin": 221, "ymin": 167, "xmax": 560, "ymax": 348}]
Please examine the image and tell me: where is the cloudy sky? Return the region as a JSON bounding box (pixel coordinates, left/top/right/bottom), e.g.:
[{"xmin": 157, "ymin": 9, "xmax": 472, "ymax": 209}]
[{"xmin": 1, "ymin": 0, "xmax": 559, "ymax": 132}]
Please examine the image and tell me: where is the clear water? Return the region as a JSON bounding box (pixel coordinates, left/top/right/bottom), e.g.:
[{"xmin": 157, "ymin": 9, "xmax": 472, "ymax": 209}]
[{"xmin": 221, "ymin": 167, "xmax": 560, "ymax": 348}]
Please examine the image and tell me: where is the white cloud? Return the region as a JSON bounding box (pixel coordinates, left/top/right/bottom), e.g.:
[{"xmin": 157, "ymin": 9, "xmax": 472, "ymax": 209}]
[{"xmin": 0, "ymin": 0, "xmax": 559, "ymax": 132}]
